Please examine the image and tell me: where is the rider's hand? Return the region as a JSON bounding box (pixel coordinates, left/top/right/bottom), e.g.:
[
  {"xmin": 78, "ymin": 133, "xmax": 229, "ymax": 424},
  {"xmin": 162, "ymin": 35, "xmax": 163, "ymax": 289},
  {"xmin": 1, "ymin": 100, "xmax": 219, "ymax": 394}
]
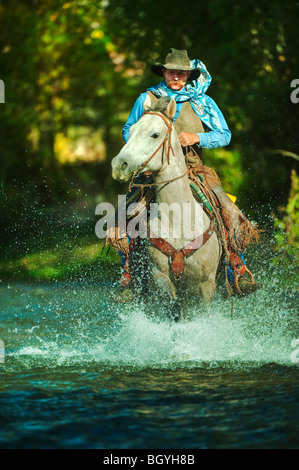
[{"xmin": 178, "ymin": 132, "xmax": 200, "ymax": 147}]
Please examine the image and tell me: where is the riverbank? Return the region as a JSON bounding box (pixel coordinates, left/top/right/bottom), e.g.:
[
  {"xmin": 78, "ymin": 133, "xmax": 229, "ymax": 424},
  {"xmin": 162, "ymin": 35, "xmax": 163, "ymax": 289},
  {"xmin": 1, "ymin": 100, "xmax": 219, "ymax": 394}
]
[{"xmin": 0, "ymin": 199, "xmax": 120, "ymax": 282}]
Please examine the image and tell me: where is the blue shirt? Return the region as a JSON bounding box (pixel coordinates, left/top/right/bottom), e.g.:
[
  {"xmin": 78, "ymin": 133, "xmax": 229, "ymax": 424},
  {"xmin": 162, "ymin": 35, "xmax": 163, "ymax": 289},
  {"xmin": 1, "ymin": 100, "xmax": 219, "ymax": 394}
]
[{"xmin": 122, "ymin": 91, "xmax": 231, "ymax": 149}]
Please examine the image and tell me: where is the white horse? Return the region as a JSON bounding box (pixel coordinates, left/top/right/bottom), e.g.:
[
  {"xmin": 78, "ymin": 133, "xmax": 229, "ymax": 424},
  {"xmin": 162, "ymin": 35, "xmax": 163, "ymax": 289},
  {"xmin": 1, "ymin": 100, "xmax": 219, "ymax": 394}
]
[{"xmin": 111, "ymin": 98, "xmax": 222, "ymax": 320}]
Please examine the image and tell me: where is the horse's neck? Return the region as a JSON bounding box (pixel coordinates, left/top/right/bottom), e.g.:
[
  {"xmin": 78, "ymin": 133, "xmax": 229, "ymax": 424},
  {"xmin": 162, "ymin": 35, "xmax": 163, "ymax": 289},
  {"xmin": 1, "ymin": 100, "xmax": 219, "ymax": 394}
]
[
  {"xmin": 154, "ymin": 135, "xmax": 193, "ymax": 205},
  {"xmin": 152, "ymin": 132, "xmax": 210, "ymax": 241}
]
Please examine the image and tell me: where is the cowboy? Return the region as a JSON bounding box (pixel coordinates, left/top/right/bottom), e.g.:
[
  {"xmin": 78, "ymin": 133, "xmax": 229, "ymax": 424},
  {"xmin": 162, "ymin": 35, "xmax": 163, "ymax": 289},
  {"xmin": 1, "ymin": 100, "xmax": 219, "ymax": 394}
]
[{"xmin": 114, "ymin": 49, "xmax": 260, "ymax": 296}]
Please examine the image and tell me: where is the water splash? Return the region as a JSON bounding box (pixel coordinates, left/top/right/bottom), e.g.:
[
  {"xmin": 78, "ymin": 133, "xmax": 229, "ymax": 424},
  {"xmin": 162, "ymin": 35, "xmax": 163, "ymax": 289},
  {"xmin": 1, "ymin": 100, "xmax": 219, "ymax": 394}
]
[{"xmin": 2, "ymin": 269, "xmax": 297, "ymax": 374}]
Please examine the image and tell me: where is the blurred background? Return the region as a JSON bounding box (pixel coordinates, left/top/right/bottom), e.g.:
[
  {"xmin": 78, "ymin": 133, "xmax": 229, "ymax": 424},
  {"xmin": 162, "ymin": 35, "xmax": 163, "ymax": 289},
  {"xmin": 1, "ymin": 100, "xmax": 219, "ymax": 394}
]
[{"xmin": 0, "ymin": 0, "xmax": 298, "ymax": 283}]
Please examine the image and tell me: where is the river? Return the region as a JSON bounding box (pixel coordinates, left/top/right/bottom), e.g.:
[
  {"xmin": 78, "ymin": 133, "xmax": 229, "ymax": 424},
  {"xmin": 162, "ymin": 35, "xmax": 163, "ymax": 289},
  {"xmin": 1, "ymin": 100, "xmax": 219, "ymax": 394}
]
[{"xmin": 0, "ymin": 253, "xmax": 298, "ymax": 449}]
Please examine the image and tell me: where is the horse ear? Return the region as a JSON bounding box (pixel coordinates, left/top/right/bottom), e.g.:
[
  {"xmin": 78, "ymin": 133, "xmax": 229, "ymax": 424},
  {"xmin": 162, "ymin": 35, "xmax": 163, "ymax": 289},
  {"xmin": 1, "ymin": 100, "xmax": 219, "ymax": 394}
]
[{"xmin": 165, "ymin": 98, "xmax": 176, "ymax": 119}]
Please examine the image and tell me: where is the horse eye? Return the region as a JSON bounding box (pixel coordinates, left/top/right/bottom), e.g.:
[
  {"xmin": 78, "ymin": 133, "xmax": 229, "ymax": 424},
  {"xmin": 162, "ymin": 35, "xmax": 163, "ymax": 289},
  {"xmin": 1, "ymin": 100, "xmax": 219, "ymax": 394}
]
[{"xmin": 151, "ymin": 133, "xmax": 160, "ymax": 138}]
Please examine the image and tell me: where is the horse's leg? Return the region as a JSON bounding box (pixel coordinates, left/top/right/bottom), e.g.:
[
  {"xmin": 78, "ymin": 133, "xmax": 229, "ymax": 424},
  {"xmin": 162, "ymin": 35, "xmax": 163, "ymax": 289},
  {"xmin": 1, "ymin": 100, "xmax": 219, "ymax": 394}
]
[
  {"xmin": 151, "ymin": 267, "xmax": 181, "ymax": 322},
  {"xmin": 196, "ymin": 277, "xmax": 217, "ymax": 304}
]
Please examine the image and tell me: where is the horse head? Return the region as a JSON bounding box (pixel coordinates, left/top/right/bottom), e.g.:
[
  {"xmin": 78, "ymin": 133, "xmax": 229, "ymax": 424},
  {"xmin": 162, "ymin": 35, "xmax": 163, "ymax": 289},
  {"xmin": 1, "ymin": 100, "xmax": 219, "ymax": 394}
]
[{"xmin": 112, "ymin": 98, "xmax": 177, "ymax": 182}]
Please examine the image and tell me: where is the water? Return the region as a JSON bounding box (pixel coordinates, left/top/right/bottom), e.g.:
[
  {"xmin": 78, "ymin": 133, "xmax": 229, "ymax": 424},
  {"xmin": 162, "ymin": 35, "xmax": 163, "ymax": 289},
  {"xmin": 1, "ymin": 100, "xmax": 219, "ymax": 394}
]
[{"xmin": 0, "ymin": 268, "xmax": 298, "ymax": 449}]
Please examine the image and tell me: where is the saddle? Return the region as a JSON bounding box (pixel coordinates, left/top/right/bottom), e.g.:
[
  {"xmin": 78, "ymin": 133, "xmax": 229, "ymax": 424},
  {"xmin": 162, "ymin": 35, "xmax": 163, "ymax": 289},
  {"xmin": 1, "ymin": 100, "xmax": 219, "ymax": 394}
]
[{"xmin": 185, "ymin": 148, "xmax": 261, "ymax": 254}]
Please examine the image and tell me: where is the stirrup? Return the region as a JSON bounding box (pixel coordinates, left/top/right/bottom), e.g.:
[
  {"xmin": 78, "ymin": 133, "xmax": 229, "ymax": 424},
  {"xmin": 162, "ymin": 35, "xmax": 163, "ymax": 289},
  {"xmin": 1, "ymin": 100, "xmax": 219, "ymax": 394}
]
[
  {"xmin": 238, "ymin": 276, "xmax": 261, "ymax": 296},
  {"xmin": 228, "ymin": 252, "xmax": 260, "ymax": 297},
  {"xmin": 232, "ymin": 268, "xmax": 261, "ymax": 297}
]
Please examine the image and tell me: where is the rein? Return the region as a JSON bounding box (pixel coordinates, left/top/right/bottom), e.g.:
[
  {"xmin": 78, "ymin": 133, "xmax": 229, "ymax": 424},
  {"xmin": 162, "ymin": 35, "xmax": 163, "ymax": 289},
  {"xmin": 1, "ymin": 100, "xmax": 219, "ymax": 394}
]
[
  {"xmin": 130, "ymin": 171, "xmax": 187, "ymax": 189},
  {"xmin": 129, "ymin": 111, "xmax": 186, "ymax": 189}
]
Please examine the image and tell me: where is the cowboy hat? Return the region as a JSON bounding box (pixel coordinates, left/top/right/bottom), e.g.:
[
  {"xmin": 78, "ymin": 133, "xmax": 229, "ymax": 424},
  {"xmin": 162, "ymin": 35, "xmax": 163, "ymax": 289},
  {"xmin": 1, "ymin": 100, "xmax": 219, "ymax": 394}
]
[{"xmin": 151, "ymin": 48, "xmax": 201, "ymax": 81}]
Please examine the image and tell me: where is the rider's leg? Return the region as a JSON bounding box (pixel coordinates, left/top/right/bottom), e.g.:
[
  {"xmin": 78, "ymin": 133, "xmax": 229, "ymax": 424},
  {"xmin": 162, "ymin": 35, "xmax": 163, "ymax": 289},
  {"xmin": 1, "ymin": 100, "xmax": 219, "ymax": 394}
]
[
  {"xmin": 186, "ymin": 150, "xmax": 260, "ymax": 296},
  {"xmin": 115, "ymin": 175, "xmax": 154, "ymax": 297},
  {"xmin": 211, "ymin": 186, "xmax": 260, "ymax": 296}
]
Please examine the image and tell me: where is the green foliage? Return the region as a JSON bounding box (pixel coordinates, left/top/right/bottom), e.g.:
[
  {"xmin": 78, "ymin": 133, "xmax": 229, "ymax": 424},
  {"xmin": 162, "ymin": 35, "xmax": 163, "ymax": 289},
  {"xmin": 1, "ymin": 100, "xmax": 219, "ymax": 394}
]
[
  {"xmin": 202, "ymin": 148, "xmax": 244, "ymax": 196},
  {"xmin": 272, "ymin": 169, "xmax": 299, "ymax": 268},
  {"xmin": 1, "ymin": 0, "xmax": 298, "ymax": 205},
  {"xmin": 0, "ymin": 0, "xmax": 298, "ymax": 280},
  {"xmin": 0, "ymin": 0, "xmax": 140, "ymax": 195},
  {"xmin": 0, "ymin": 233, "xmax": 120, "ymax": 281}
]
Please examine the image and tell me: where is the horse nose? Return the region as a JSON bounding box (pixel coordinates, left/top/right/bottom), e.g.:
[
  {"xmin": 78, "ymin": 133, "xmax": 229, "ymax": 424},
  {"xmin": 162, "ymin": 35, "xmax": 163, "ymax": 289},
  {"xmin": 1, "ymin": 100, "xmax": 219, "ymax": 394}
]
[
  {"xmin": 111, "ymin": 155, "xmax": 129, "ymax": 181},
  {"xmin": 121, "ymin": 161, "xmax": 128, "ymax": 172}
]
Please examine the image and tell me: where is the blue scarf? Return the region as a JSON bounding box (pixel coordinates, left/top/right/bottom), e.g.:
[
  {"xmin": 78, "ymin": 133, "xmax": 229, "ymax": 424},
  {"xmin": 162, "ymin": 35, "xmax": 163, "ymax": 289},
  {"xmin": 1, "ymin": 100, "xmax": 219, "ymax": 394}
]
[{"xmin": 147, "ymin": 59, "xmax": 224, "ymax": 133}]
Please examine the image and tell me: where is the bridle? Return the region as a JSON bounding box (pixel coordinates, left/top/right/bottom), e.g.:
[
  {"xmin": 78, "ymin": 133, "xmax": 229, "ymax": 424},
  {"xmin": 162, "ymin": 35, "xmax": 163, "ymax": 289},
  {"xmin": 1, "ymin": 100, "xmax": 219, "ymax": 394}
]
[{"xmin": 129, "ymin": 111, "xmax": 187, "ymax": 190}]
